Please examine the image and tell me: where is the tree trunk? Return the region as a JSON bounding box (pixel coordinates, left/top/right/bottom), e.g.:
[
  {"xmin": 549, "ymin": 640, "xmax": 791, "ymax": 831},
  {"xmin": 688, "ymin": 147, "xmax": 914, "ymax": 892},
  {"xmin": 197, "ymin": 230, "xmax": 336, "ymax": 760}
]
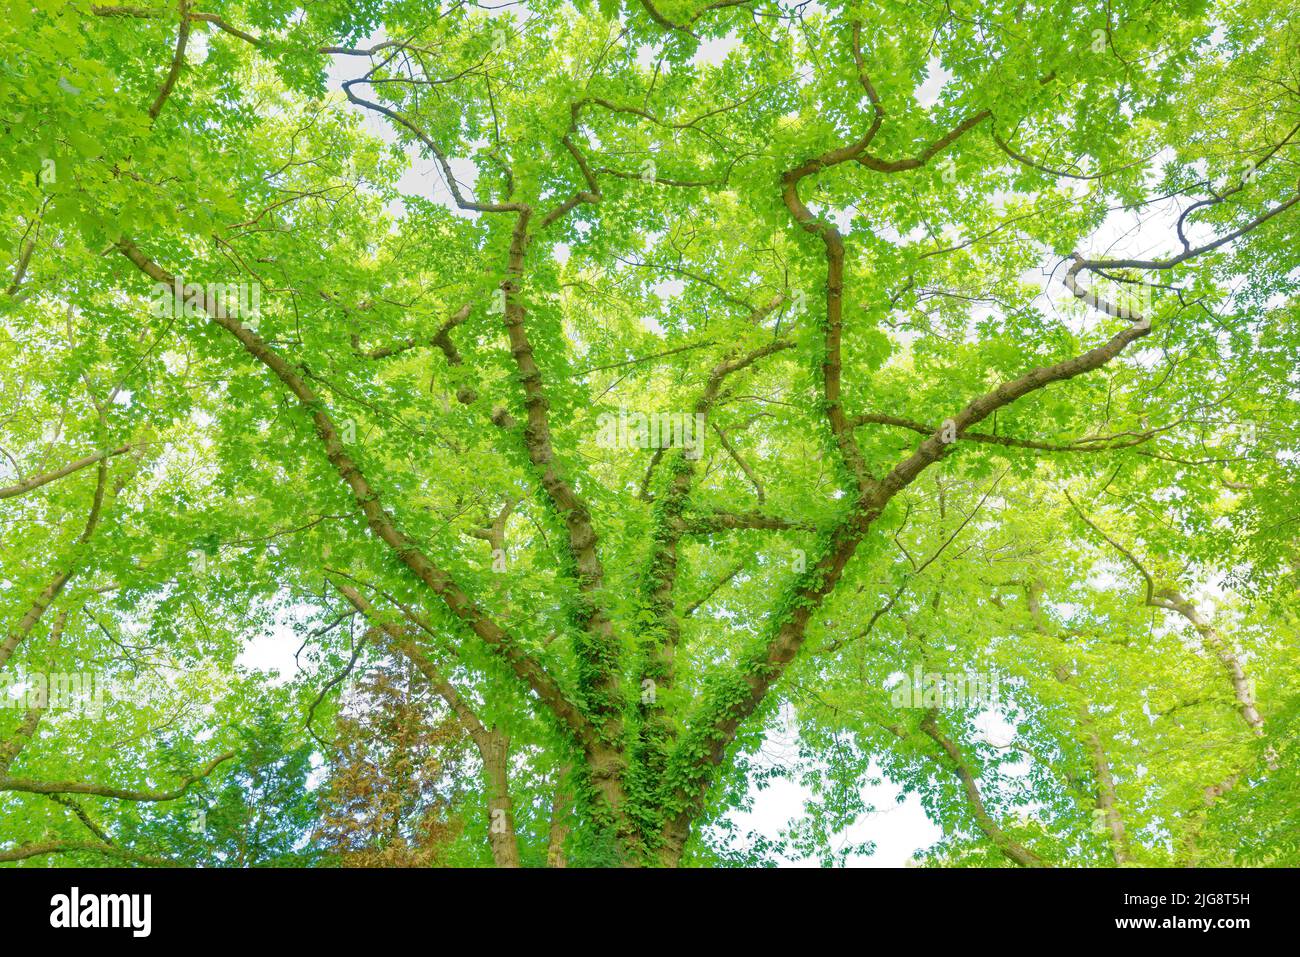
[
  {"xmin": 545, "ymin": 768, "xmax": 571, "ymax": 868},
  {"xmin": 481, "ymin": 728, "xmax": 521, "ymax": 868}
]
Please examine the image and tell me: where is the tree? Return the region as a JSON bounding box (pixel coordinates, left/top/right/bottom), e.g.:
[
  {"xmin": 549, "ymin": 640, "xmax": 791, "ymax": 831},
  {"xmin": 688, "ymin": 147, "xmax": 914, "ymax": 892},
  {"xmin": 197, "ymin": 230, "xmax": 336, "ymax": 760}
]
[
  {"xmin": 1, "ymin": 0, "xmax": 1296, "ymax": 867},
  {"xmin": 314, "ymin": 657, "xmax": 472, "ymax": 868}
]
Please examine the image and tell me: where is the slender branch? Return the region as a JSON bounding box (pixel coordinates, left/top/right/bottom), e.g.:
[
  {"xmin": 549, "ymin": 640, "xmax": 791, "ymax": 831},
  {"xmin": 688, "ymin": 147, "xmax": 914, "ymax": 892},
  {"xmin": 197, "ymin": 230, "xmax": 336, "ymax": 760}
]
[
  {"xmin": 1065, "ymin": 492, "xmax": 1264, "ymax": 734},
  {"xmin": 850, "ymin": 413, "xmax": 1167, "ymax": 455},
  {"xmin": 352, "ymin": 303, "xmax": 471, "ymax": 364},
  {"xmin": 0, "ymin": 444, "xmax": 136, "ymax": 500},
  {"xmin": 1021, "ymin": 580, "xmax": 1132, "ymax": 865},
  {"xmin": 0, "ymin": 460, "xmax": 112, "ymax": 672},
  {"xmin": 712, "ymin": 424, "xmax": 765, "ymax": 503},
  {"xmin": 887, "ymin": 711, "xmax": 1049, "ymax": 867},
  {"xmin": 0, "ymin": 750, "xmax": 234, "ymax": 801},
  {"xmin": 683, "ymin": 560, "xmax": 745, "ymax": 618},
  {"xmin": 0, "ymin": 610, "xmax": 67, "ymax": 776},
  {"xmin": 147, "ymin": 1, "xmax": 191, "ymax": 120}
]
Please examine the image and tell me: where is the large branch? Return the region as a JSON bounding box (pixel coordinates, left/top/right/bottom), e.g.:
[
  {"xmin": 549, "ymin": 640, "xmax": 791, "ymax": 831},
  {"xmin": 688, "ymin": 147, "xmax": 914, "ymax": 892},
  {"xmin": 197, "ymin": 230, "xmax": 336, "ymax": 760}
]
[
  {"xmin": 333, "ymin": 584, "xmax": 487, "ymax": 741},
  {"xmin": 856, "ymin": 110, "xmax": 992, "ymax": 173},
  {"xmin": 876, "ymin": 321, "xmax": 1152, "ymax": 498},
  {"xmin": 655, "ymin": 25, "xmax": 1291, "ymax": 844},
  {"xmin": 545, "ymin": 96, "xmax": 756, "ymax": 223},
  {"xmin": 341, "ymin": 81, "xmax": 527, "ymax": 216},
  {"xmin": 634, "ymin": 0, "xmax": 754, "ymax": 38},
  {"xmin": 1073, "ymin": 192, "xmax": 1300, "ymax": 274},
  {"xmin": 849, "ymin": 413, "xmax": 1165, "ymax": 455},
  {"xmin": 115, "ymin": 237, "xmax": 595, "ymax": 753},
  {"xmin": 640, "ymin": 333, "xmax": 793, "ymax": 660},
  {"xmin": 1060, "ymin": 184, "xmax": 1298, "ymax": 327},
  {"xmin": 780, "ymin": 24, "xmax": 994, "ymax": 496},
  {"xmin": 781, "ymin": 162, "xmax": 871, "ymax": 492},
  {"xmin": 92, "ymin": 5, "xmax": 411, "ymax": 58},
  {"xmin": 351, "ymin": 303, "xmax": 471, "ymax": 364},
  {"xmin": 1065, "ymin": 490, "xmax": 1271, "ymax": 863},
  {"xmin": 887, "ymin": 711, "xmax": 1049, "ymax": 867},
  {"xmin": 497, "ymin": 211, "xmax": 626, "ymax": 741},
  {"xmin": 545, "ymin": 769, "xmax": 572, "ymax": 867},
  {"xmin": 146, "ymin": 0, "xmax": 191, "ymax": 119},
  {"xmin": 680, "ymin": 510, "xmax": 815, "ymax": 534},
  {"xmin": 633, "ymin": 333, "xmax": 794, "ymax": 844},
  {"xmin": 6, "ymin": 198, "xmax": 48, "ymax": 298},
  {"xmin": 659, "ymin": 317, "xmax": 1152, "ymax": 857},
  {"xmin": 331, "ymin": 79, "xmax": 629, "ymax": 763},
  {"xmin": 1072, "ymin": 499, "xmax": 1272, "ymax": 862}
]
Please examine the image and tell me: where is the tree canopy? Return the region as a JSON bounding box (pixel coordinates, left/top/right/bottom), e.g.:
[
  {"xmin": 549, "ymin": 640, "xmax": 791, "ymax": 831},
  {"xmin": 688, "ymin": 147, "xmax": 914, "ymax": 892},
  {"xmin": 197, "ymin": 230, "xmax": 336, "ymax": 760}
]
[{"xmin": 1, "ymin": 0, "xmax": 1297, "ymax": 867}]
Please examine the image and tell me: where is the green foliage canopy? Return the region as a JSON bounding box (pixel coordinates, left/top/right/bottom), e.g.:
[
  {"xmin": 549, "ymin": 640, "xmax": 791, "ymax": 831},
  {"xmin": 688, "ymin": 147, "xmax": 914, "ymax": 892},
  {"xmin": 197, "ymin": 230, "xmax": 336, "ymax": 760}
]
[{"xmin": 0, "ymin": 0, "xmax": 1297, "ymax": 867}]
